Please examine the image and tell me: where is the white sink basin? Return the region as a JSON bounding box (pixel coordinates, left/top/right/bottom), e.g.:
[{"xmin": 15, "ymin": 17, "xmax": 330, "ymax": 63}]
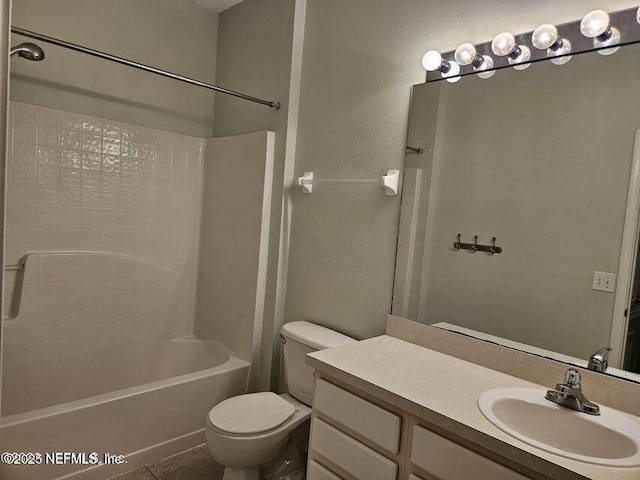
[{"xmin": 478, "ymin": 387, "xmax": 640, "ymax": 467}]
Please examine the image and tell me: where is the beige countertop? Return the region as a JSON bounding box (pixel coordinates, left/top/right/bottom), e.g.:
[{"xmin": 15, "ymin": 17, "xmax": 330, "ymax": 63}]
[{"xmin": 307, "ymin": 335, "xmax": 640, "ymax": 480}]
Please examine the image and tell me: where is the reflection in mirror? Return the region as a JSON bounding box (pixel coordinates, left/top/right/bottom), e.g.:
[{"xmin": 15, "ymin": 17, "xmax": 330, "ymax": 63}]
[{"xmin": 394, "ymin": 41, "xmax": 640, "ymax": 382}]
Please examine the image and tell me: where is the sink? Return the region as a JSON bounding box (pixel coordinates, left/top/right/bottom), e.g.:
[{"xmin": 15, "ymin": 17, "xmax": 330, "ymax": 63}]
[{"xmin": 478, "ymin": 387, "xmax": 640, "ymax": 467}]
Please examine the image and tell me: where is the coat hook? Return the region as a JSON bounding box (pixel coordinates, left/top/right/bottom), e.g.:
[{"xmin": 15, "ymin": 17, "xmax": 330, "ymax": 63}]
[{"xmin": 451, "ymin": 233, "xmax": 502, "ymax": 255}]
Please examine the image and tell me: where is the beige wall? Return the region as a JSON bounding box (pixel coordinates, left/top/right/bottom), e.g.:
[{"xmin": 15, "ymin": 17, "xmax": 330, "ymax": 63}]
[
  {"xmin": 402, "ymin": 45, "xmax": 640, "ymax": 360},
  {"xmin": 10, "ymin": 0, "xmax": 219, "ymax": 136},
  {"xmin": 284, "ymin": 0, "xmax": 640, "ymax": 342}
]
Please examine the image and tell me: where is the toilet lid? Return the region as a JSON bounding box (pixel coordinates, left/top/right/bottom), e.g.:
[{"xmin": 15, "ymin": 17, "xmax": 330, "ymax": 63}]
[{"xmin": 209, "ymin": 392, "xmax": 296, "ymax": 435}]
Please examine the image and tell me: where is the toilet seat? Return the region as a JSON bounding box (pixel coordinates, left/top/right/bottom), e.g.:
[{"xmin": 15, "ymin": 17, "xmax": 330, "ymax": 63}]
[{"xmin": 208, "ymin": 392, "xmax": 296, "ymax": 436}]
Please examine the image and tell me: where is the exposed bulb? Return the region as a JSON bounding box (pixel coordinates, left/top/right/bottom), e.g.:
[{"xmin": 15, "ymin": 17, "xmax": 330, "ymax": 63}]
[
  {"xmin": 532, "ymin": 24, "xmax": 559, "ymax": 50},
  {"xmin": 454, "ymin": 43, "xmax": 478, "ymax": 66},
  {"xmin": 580, "ymin": 10, "xmax": 620, "ymax": 56},
  {"xmin": 637, "ymin": 7, "xmax": 640, "ymax": 25},
  {"xmin": 422, "ymin": 50, "xmax": 444, "ymax": 71},
  {"xmin": 491, "ymin": 33, "xmax": 516, "ymax": 56},
  {"xmin": 594, "ymin": 27, "xmax": 620, "ymax": 55},
  {"xmin": 475, "ymin": 56, "xmax": 495, "ymax": 79},
  {"xmin": 510, "ymin": 46, "xmax": 531, "ymax": 70},
  {"xmin": 580, "ymin": 10, "xmax": 610, "ymax": 38},
  {"xmin": 549, "ymin": 39, "xmax": 572, "ymax": 66},
  {"xmin": 491, "ymin": 32, "xmax": 530, "ymax": 70},
  {"xmin": 443, "ymin": 61, "xmax": 461, "ymax": 82},
  {"xmin": 532, "ymin": 23, "xmax": 571, "ymax": 65},
  {"xmin": 454, "ymin": 43, "xmax": 494, "ymax": 78},
  {"xmin": 421, "ymin": 50, "xmax": 461, "ymax": 82}
]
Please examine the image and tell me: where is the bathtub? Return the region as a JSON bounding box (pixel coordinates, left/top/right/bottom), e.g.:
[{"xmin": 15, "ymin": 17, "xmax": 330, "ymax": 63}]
[{"xmin": 0, "ymin": 336, "xmax": 249, "ymax": 480}]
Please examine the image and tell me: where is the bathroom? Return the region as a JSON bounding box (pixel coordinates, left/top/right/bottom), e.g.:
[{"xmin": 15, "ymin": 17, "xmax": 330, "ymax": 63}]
[{"xmin": 1, "ymin": 0, "xmax": 640, "ymax": 479}]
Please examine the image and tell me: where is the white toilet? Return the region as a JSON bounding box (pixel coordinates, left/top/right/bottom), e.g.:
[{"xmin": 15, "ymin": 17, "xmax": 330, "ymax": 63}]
[{"xmin": 206, "ymin": 321, "xmax": 356, "ymax": 480}]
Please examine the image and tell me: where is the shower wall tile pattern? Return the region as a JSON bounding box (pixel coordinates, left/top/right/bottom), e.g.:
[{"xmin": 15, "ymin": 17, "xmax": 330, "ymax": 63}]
[{"xmin": 3, "ymin": 102, "xmax": 205, "ymax": 369}]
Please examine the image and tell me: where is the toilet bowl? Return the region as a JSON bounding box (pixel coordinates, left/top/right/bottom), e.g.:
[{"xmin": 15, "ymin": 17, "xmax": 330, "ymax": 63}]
[
  {"xmin": 206, "ymin": 393, "xmax": 311, "ymax": 480},
  {"xmin": 205, "ymin": 321, "xmax": 356, "ymax": 480}
]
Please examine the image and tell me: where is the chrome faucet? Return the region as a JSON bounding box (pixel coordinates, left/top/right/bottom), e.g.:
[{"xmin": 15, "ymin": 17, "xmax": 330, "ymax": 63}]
[
  {"xmin": 545, "ymin": 368, "xmax": 600, "ymax": 415},
  {"xmin": 588, "ymin": 346, "xmax": 612, "ymax": 373}
]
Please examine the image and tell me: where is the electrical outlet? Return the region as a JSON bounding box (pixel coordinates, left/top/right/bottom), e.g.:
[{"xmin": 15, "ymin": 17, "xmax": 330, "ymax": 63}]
[{"xmin": 592, "ymin": 271, "xmax": 616, "ymax": 293}]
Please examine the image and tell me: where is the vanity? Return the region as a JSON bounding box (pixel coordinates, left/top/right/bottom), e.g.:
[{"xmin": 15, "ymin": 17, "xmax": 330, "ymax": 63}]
[{"xmin": 305, "ymin": 317, "xmax": 640, "ymax": 480}]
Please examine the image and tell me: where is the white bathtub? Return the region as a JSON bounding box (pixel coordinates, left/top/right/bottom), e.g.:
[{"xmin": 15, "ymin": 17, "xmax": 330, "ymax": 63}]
[{"xmin": 0, "ymin": 336, "xmax": 249, "ymax": 480}]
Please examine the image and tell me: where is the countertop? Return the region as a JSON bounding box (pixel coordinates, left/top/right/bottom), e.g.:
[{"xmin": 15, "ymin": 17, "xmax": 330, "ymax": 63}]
[{"xmin": 307, "ymin": 335, "xmax": 640, "ymax": 480}]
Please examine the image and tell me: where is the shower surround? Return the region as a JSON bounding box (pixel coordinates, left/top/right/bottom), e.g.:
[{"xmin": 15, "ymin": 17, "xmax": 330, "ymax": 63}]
[
  {"xmin": 3, "ymin": 101, "xmax": 204, "ymax": 365},
  {"xmin": 0, "ymin": 102, "xmax": 279, "ymax": 479}
]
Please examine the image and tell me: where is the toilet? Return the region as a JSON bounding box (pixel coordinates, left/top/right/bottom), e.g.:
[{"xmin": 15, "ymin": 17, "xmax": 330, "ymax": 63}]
[{"xmin": 206, "ymin": 321, "xmax": 356, "ymax": 480}]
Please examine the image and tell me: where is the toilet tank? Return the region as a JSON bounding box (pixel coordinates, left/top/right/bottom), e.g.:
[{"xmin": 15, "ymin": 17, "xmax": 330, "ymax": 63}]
[{"xmin": 280, "ymin": 321, "xmax": 356, "ymax": 406}]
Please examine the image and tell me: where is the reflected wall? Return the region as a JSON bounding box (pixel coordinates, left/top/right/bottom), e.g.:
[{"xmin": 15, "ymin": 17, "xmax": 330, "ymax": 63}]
[{"xmin": 396, "ymin": 45, "xmax": 640, "ymax": 361}]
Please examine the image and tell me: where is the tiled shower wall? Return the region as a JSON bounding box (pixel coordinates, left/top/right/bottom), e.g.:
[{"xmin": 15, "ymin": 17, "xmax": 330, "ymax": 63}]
[{"xmin": 3, "ymin": 101, "xmax": 204, "ymax": 369}]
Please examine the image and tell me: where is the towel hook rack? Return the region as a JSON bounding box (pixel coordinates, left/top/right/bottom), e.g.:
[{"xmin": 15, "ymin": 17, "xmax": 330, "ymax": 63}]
[{"xmin": 454, "ymin": 234, "xmax": 503, "ymax": 254}]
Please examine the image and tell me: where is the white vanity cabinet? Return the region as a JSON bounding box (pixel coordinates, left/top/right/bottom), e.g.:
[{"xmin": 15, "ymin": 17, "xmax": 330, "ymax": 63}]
[
  {"xmin": 410, "ymin": 424, "xmax": 533, "ymax": 480},
  {"xmin": 308, "ymin": 374, "xmax": 537, "ymax": 480},
  {"xmin": 308, "ymin": 375, "xmax": 407, "ymax": 480}
]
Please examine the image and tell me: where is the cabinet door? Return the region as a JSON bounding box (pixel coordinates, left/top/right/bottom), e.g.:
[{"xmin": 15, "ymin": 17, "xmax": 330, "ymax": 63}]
[
  {"xmin": 308, "ymin": 460, "xmax": 343, "ymax": 480},
  {"xmin": 412, "ymin": 426, "xmax": 533, "ymax": 480},
  {"xmin": 314, "ymin": 378, "xmax": 402, "ymax": 453},
  {"xmin": 311, "ymin": 418, "xmax": 398, "ymax": 480}
]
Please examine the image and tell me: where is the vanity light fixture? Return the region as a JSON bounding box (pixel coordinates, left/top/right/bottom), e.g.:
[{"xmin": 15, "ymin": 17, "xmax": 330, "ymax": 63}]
[
  {"xmin": 580, "ymin": 10, "xmax": 620, "ymax": 55},
  {"xmin": 491, "ymin": 33, "xmax": 531, "ymax": 70},
  {"xmin": 421, "ymin": 50, "xmax": 461, "ymax": 83},
  {"xmin": 421, "ymin": 6, "xmax": 640, "ymax": 83},
  {"xmin": 531, "ymin": 24, "xmax": 572, "ymax": 65},
  {"xmin": 454, "ymin": 43, "xmax": 495, "ymax": 79}
]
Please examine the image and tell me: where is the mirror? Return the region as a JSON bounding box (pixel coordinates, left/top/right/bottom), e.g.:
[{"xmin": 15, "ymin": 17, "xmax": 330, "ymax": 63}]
[{"xmin": 394, "ymin": 41, "xmax": 640, "ymax": 381}]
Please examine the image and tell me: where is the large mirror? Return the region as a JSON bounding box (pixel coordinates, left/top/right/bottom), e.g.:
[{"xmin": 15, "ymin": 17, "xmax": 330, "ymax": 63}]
[{"xmin": 394, "ymin": 41, "xmax": 640, "ymax": 381}]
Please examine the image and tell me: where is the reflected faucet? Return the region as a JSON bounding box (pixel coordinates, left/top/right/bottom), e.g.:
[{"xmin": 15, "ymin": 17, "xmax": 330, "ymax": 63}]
[
  {"xmin": 588, "ymin": 346, "xmax": 612, "ymax": 373},
  {"xmin": 545, "ymin": 368, "xmax": 601, "ymax": 415}
]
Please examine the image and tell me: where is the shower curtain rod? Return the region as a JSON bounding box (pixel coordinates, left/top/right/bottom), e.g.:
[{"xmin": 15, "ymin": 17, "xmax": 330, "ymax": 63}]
[{"xmin": 11, "ymin": 26, "xmax": 281, "ymax": 110}]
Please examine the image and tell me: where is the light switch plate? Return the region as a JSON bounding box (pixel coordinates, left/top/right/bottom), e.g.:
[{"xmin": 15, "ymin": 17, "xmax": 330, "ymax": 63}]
[{"xmin": 592, "ymin": 271, "xmax": 616, "ymax": 293}]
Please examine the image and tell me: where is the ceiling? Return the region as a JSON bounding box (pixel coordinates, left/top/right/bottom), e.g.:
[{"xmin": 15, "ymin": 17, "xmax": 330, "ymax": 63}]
[{"xmin": 195, "ymin": 0, "xmax": 244, "ymax": 12}]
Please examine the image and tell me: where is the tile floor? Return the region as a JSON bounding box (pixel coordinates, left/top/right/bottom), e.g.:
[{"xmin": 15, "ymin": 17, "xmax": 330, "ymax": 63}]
[{"xmin": 110, "ymin": 445, "xmax": 224, "ymax": 480}]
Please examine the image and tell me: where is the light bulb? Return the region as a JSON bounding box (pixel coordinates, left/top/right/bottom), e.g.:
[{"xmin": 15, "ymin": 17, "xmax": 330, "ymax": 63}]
[
  {"xmin": 594, "ymin": 27, "xmax": 620, "ymax": 55},
  {"xmin": 442, "ymin": 61, "xmax": 461, "ymax": 83},
  {"xmin": 532, "ymin": 23, "xmax": 571, "ymax": 65},
  {"xmin": 454, "ymin": 42, "xmax": 494, "ymax": 78},
  {"xmin": 580, "ymin": 10, "xmax": 610, "ymax": 38},
  {"xmin": 422, "ymin": 50, "xmax": 443, "ymax": 71},
  {"xmin": 580, "ymin": 10, "xmax": 620, "ymax": 56},
  {"xmin": 532, "ymin": 24, "xmax": 559, "ymax": 50},
  {"xmin": 549, "ymin": 39, "xmax": 572, "ymax": 66},
  {"xmin": 510, "ymin": 46, "xmax": 531, "ymax": 70},
  {"xmin": 491, "ymin": 33, "xmax": 516, "ymax": 56},
  {"xmin": 475, "ymin": 56, "xmax": 495, "ymax": 79},
  {"xmin": 637, "ymin": 7, "xmax": 640, "ymax": 25},
  {"xmin": 454, "ymin": 43, "xmax": 478, "ymax": 66},
  {"xmin": 422, "ymin": 50, "xmax": 461, "ymax": 82},
  {"xmin": 491, "ymin": 32, "xmax": 530, "ymax": 70}
]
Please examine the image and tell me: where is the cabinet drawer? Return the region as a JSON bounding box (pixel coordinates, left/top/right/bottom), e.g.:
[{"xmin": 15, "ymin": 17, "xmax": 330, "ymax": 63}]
[
  {"xmin": 311, "ymin": 418, "xmax": 398, "ymax": 480},
  {"xmin": 412, "ymin": 426, "xmax": 532, "ymax": 480},
  {"xmin": 314, "ymin": 378, "xmax": 401, "ymax": 453},
  {"xmin": 308, "ymin": 460, "xmax": 343, "ymax": 480}
]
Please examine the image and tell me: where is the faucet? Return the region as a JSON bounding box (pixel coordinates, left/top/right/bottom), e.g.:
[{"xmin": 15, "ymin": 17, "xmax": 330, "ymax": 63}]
[
  {"xmin": 545, "ymin": 368, "xmax": 600, "ymax": 415},
  {"xmin": 588, "ymin": 346, "xmax": 612, "ymax": 373}
]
